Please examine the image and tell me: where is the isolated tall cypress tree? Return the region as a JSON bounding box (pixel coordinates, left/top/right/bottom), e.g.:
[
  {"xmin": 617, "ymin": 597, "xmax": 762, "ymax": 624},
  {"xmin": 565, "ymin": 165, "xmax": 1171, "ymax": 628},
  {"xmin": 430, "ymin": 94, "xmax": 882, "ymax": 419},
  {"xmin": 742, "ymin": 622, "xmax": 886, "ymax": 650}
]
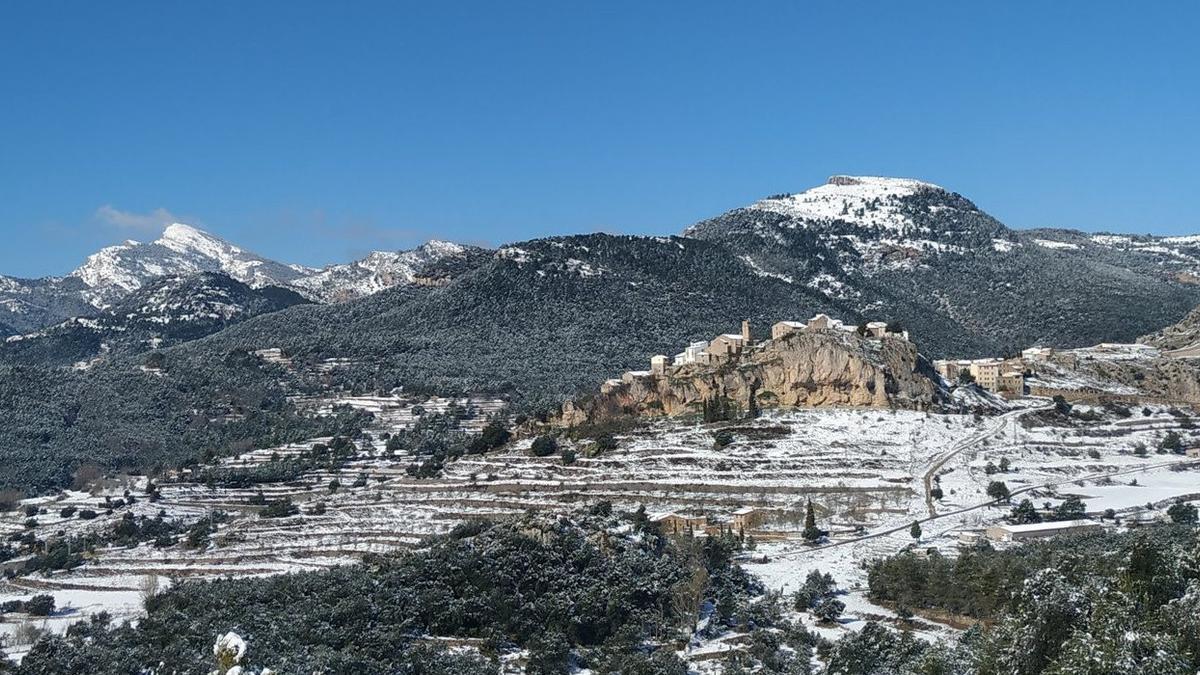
[{"xmin": 802, "ymin": 500, "xmax": 821, "ymax": 543}]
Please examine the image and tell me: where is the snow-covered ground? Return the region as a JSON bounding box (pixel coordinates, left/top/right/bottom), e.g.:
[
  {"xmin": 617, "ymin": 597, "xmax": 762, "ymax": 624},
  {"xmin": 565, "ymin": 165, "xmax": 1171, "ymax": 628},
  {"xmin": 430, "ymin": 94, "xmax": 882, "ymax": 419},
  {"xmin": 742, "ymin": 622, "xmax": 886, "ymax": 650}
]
[{"xmin": 3, "ymin": 396, "xmax": 1198, "ymax": 663}]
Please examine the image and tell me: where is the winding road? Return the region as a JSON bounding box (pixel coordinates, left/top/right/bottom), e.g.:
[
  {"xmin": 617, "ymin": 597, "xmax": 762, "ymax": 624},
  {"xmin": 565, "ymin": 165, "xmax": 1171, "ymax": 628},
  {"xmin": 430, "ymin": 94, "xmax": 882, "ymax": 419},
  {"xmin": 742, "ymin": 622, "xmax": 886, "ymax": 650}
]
[{"xmin": 774, "ymin": 403, "xmax": 1196, "ymax": 560}]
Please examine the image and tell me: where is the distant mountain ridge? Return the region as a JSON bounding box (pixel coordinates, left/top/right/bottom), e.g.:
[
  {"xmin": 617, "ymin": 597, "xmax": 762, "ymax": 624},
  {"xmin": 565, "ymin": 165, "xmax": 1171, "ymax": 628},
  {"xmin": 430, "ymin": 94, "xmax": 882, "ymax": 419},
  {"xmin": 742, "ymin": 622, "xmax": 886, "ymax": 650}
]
[
  {"xmin": 3, "ymin": 174, "xmax": 1199, "ymax": 354},
  {"xmin": 0, "ymin": 272, "xmax": 309, "ymax": 367},
  {"xmin": 0, "ymin": 224, "xmax": 485, "ymax": 334}
]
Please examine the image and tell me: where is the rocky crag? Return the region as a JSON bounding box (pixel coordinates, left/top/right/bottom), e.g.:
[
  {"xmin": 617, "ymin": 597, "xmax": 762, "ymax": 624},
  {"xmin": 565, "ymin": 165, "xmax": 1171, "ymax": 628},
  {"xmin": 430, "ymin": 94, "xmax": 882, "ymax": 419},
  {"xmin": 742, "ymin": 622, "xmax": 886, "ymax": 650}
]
[{"xmin": 556, "ymin": 328, "xmax": 942, "ymax": 428}]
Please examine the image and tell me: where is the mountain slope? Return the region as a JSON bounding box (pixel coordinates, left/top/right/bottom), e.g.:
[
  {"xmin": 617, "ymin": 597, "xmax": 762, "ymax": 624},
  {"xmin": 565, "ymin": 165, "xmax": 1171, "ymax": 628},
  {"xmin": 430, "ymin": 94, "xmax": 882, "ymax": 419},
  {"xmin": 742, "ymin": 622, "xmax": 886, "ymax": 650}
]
[
  {"xmin": 0, "ymin": 275, "xmax": 96, "ymax": 335},
  {"xmin": 1139, "ymin": 303, "xmax": 1200, "ymax": 351},
  {"xmin": 0, "ymin": 272, "xmax": 308, "ymax": 367},
  {"xmin": 288, "ymin": 241, "xmax": 491, "ymax": 301},
  {"xmin": 685, "ymin": 176, "xmax": 1200, "ymax": 356}
]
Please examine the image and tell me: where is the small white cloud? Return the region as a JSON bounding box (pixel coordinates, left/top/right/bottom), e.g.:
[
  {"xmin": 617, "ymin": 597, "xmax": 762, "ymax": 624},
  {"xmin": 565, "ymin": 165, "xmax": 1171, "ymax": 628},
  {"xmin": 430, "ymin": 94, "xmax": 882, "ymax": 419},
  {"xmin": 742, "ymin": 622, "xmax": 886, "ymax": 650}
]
[{"xmin": 94, "ymin": 205, "xmax": 181, "ymax": 234}]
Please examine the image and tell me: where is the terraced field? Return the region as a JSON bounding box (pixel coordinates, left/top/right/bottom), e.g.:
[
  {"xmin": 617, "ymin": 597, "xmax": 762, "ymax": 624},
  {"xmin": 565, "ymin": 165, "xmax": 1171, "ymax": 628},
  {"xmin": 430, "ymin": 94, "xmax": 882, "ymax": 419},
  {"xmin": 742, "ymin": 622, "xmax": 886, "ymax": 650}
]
[{"xmin": 4, "ymin": 395, "xmax": 1200, "ymax": 659}]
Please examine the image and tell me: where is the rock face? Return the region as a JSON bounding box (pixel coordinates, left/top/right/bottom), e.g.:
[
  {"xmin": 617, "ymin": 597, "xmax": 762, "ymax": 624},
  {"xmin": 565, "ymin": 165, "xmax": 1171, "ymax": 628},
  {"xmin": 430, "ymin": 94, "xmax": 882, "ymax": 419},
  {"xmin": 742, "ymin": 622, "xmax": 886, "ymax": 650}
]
[
  {"xmin": 1140, "ymin": 304, "xmax": 1200, "ymax": 351},
  {"xmin": 557, "ymin": 329, "xmax": 940, "ymax": 427}
]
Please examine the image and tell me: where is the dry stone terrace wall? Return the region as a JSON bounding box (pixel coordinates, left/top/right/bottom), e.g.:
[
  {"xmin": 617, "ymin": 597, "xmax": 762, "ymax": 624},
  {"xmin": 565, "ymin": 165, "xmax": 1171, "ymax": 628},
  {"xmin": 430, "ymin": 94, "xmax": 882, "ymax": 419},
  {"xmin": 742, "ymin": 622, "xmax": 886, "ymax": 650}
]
[{"xmin": 557, "ymin": 329, "xmax": 940, "ymax": 427}]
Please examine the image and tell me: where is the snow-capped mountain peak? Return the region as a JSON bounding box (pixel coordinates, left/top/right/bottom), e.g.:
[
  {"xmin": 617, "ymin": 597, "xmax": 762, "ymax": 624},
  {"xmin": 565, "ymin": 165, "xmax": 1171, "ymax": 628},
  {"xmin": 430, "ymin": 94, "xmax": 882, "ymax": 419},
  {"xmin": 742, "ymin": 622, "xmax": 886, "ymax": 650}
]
[
  {"xmin": 743, "ymin": 175, "xmax": 949, "ymax": 233},
  {"xmin": 156, "ymin": 222, "xmax": 237, "ymax": 256},
  {"xmin": 67, "ymin": 223, "xmax": 306, "ymax": 307}
]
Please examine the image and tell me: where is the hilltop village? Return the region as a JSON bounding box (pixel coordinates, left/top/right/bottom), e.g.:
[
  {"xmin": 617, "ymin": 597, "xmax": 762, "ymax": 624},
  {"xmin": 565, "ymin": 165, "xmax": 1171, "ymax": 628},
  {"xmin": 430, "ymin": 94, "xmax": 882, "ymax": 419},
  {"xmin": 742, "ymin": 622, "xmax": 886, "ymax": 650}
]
[
  {"xmin": 604, "ymin": 314, "xmax": 909, "ymax": 395},
  {"xmin": 557, "ymin": 314, "xmax": 935, "ymax": 428},
  {"xmin": 576, "ymin": 314, "xmax": 1196, "ymax": 426}
]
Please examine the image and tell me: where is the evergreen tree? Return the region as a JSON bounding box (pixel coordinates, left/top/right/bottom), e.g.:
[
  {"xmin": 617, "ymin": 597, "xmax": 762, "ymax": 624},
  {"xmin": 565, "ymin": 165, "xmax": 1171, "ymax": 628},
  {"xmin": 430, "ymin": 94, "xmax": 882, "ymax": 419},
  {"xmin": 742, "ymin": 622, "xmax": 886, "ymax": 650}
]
[
  {"xmin": 802, "ymin": 500, "xmax": 822, "ymax": 543},
  {"xmin": 986, "ymin": 481, "xmax": 1011, "ymax": 502}
]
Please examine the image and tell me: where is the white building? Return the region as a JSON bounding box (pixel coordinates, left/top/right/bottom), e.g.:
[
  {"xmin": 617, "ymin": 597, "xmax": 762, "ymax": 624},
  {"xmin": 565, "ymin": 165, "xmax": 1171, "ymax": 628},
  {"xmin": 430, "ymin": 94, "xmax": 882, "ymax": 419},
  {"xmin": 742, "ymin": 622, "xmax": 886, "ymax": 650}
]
[
  {"xmin": 1022, "ymin": 346, "xmax": 1054, "ymax": 360},
  {"xmin": 673, "ymin": 340, "xmax": 711, "ymax": 366}
]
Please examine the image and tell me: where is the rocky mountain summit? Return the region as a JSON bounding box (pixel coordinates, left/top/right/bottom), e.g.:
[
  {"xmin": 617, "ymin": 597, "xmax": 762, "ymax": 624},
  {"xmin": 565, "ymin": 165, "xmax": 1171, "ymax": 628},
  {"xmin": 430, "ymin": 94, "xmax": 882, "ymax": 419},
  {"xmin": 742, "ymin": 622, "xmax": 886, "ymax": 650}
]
[{"xmin": 557, "ymin": 327, "xmax": 940, "ymax": 428}]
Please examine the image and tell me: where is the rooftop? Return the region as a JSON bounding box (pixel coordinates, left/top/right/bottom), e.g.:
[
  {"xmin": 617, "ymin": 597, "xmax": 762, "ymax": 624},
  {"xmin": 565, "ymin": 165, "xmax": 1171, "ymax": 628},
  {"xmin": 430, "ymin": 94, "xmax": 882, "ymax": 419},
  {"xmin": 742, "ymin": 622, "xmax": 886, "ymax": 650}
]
[{"xmin": 994, "ymin": 519, "xmax": 1100, "ymax": 534}]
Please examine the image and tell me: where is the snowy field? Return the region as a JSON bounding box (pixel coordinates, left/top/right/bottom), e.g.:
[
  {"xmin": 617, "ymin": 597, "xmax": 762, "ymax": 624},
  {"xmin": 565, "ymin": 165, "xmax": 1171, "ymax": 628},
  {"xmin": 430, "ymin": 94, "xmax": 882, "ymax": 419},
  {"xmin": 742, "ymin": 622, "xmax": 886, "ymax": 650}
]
[{"xmin": 3, "ymin": 394, "xmax": 1199, "ymax": 663}]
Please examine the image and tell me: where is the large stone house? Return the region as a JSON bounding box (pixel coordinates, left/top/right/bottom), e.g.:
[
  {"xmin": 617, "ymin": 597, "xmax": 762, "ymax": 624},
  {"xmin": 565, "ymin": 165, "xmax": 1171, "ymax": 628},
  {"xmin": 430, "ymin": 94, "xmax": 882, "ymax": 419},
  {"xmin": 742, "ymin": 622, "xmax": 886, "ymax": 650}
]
[
  {"xmin": 771, "ymin": 320, "xmax": 807, "ymax": 340},
  {"xmin": 935, "ymin": 357, "xmax": 1025, "ymax": 397},
  {"xmin": 732, "ymin": 507, "xmax": 766, "ymax": 531},
  {"xmin": 707, "ymin": 320, "xmax": 752, "ymax": 361},
  {"xmin": 651, "ymin": 512, "xmax": 708, "ymax": 536}
]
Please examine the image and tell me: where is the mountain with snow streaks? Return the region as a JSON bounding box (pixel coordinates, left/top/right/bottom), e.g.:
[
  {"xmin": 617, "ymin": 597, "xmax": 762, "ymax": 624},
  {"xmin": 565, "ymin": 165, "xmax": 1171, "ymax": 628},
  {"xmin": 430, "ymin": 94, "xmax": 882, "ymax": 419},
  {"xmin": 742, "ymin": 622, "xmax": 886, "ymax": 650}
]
[
  {"xmin": 0, "ymin": 272, "xmax": 308, "ymax": 367},
  {"xmin": 686, "ymin": 175, "xmax": 1200, "ymax": 355},
  {"xmin": 3, "ymin": 175, "xmax": 1200, "ymax": 362},
  {"xmin": 72, "ymin": 223, "xmax": 312, "ymax": 307},
  {"xmin": 0, "ymin": 224, "xmax": 484, "ymax": 332},
  {"xmin": 290, "ymin": 240, "xmax": 490, "ymax": 301}
]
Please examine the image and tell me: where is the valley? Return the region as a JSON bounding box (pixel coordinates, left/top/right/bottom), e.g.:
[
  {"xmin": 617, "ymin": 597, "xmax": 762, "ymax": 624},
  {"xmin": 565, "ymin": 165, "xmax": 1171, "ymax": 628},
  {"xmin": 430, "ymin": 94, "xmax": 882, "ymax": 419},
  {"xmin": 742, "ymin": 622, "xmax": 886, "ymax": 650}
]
[{"xmin": 3, "ymin": 380, "xmax": 1197, "ymax": 667}]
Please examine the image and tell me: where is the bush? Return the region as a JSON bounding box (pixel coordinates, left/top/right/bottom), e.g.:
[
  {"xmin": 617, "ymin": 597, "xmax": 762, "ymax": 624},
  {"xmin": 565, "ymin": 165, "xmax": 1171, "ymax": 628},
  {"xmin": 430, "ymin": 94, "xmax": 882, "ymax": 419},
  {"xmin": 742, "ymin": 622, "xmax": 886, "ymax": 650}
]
[
  {"xmin": 24, "ymin": 594, "xmax": 55, "ymax": 616},
  {"xmin": 713, "ymin": 431, "xmax": 734, "ymax": 448},
  {"xmin": 986, "ymin": 481, "xmax": 1011, "ymax": 502},
  {"xmin": 1168, "ymin": 501, "xmax": 1198, "ymax": 525},
  {"xmin": 260, "ymin": 499, "xmax": 299, "ymax": 519},
  {"xmin": 530, "ymin": 435, "xmax": 558, "ymax": 457},
  {"xmin": 77, "ymin": 509, "xmax": 98, "ymax": 520}
]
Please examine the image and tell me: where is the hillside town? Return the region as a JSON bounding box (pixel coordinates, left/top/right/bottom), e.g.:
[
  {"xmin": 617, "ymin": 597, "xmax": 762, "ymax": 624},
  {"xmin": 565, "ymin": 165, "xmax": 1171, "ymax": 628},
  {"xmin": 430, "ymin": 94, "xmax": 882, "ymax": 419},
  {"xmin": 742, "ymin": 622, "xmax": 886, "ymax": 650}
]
[{"xmin": 605, "ymin": 314, "xmax": 910, "ymax": 394}]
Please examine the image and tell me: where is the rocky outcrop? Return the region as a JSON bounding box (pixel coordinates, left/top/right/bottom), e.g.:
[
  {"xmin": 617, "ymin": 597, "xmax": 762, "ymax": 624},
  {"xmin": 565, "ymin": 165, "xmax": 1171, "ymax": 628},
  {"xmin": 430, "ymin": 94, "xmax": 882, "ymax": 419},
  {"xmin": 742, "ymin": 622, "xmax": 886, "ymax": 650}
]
[
  {"xmin": 1140, "ymin": 304, "xmax": 1200, "ymax": 351},
  {"xmin": 556, "ymin": 329, "xmax": 940, "ymax": 428}
]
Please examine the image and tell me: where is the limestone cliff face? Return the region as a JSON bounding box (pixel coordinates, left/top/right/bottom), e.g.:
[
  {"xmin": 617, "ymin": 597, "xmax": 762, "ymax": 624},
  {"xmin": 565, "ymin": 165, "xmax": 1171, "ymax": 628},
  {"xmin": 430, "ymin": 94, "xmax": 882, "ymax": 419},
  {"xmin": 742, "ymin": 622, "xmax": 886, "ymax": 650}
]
[{"xmin": 557, "ymin": 330, "xmax": 940, "ymax": 427}]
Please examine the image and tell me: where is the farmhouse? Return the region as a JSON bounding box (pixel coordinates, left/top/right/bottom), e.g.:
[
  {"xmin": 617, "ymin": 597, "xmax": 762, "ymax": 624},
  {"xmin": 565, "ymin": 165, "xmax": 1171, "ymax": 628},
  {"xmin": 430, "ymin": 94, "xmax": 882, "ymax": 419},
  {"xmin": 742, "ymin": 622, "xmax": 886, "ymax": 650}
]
[
  {"xmin": 650, "ymin": 512, "xmax": 708, "ymax": 536},
  {"xmin": 731, "ymin": 506, "xmax": 766, "ymax": 531},
  {"xmin": 934, "ymin": 357, "xmax": 1025, "ymax": 396},
  {"xmin": 985, "ymin": 519, "xmax": 1103, "ymax": 542},
  {"xmin": 621, "ymin": 370, "xmax": 651, "ymax": 384},
  {"xmin": 997, "ymin": 370, "xmax": 1026, "ymax": 397},
  {"xmin": 1022, "ymin": 346, "xmax": 1054, "ymax": 360}
]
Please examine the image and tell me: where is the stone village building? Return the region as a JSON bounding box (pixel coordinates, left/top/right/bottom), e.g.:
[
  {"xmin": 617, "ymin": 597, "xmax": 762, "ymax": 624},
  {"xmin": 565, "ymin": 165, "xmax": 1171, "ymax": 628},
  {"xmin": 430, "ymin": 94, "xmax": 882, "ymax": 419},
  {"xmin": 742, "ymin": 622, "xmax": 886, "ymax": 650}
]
[{"xmin": 621, "ymin": 314, "xmax": 910, "ymax": 386}]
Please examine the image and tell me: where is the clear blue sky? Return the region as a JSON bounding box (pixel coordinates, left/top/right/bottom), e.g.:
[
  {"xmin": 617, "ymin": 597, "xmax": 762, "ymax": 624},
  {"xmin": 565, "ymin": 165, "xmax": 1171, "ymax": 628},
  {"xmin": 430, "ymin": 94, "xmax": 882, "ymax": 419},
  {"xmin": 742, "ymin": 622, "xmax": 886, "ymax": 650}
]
[{"xmin": 1, "ymin": 2, "xmax": 1197, "ymax": 277}]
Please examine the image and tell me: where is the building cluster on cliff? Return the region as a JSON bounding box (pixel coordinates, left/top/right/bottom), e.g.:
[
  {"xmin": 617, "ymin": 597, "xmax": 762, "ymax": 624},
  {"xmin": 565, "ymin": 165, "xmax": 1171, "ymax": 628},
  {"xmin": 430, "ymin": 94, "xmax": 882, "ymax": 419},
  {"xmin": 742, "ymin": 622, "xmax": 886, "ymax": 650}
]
[{"xmin": 602, "ymin": 313, "xmax": 909, "ymax": 394}]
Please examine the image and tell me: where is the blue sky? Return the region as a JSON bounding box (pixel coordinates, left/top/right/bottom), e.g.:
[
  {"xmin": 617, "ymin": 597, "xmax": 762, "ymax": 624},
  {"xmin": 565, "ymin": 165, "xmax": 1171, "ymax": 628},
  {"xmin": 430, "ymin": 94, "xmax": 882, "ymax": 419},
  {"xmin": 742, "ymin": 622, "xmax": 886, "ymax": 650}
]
[{"xmin": 1, "ymin": 2, "xmax": 1197, "ymax": 277}]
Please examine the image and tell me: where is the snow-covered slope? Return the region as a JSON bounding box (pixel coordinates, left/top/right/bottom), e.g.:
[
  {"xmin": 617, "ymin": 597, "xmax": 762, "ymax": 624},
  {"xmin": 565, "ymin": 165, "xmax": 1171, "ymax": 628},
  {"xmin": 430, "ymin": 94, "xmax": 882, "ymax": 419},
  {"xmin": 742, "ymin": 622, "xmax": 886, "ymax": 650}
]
[
  {"xmin": 290, "ymin": 240, "xmax": 488, "ymax": 302},
  {"xmin": 71, "ymin": 223, "xmax": 314, "ymax": 306},
  {"xmin": 684, "ymin": 175, "xmax": 1005, "ymax": 276},
  {"xmin": 740, "ymin": 175, "xmax": 944, "ymax": 231}
]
